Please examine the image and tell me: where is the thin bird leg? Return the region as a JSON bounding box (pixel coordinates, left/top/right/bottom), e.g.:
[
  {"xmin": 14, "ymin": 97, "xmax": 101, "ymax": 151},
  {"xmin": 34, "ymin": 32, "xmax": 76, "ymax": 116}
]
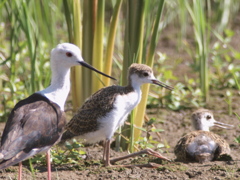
[
  {"xmin": 107, "ymin": 163, "xmax": 163, "ymax": 168},
  {"xmin": 110, "ymin": 148, "xmax": 171, "ymax": 165},
  {"xmin": 18, "ymin": 162, "xmax": 22, "ymax": 180},
  {"xmin": 102, "ymin": 141, "xmax": 106, "ymax": 161},
  {"xmin": 46, "ymin": 150, "xmax": 51, "ymax": 180},
  {"xmin": 104, "ymin": 139, "xmax": 112, "ymax": 166}
]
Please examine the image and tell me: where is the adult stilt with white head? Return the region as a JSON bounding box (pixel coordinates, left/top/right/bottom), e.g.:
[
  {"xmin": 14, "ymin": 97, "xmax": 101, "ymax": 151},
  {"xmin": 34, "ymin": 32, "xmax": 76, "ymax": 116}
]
[{"xmin": 0, "ymin": 43, "xmax": 115, "ymax": 180}]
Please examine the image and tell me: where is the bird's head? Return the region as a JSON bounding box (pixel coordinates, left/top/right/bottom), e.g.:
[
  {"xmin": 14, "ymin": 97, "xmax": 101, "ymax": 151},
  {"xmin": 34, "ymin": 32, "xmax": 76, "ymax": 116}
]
[
  {"xmin": 128, "ymin": 63, "xmax": 173, "ymax": 90},
  {"xmin": 191, "ymin": 109, "xmax": 233, "ymax": 131},
  {"xmin": 51, "ymin": 43, "xmax": 116, "ymax": 80}
]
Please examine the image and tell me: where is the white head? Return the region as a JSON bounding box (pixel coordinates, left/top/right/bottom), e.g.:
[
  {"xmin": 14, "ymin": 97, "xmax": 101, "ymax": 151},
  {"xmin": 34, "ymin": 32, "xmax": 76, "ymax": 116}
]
[
  {"xmin": 50, "ymin": 43, "xmax": 116, "ymax": 80},
  {"xmin": 50, "ymin": 43, "xmax": 83, "ymax": 68},
  {"xmin": 128, "ymin": 63, "xmax": 173, "ymax": 90},
  {"xmin": 191, "ymin": 109, "xmax": 233, "ymax": 131},
  {"xmin": 39, "ymin": 43, "xmax": 116, "ymax": 110}
]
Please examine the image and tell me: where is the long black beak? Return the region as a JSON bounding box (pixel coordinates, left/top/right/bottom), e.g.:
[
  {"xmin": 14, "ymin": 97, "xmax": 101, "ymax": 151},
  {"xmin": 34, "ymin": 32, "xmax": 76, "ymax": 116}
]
[
  {"xmin": 214, "ymin": 121, "xmax": 234, "ymax": 129},
  {"xmin": 152, "ymin": 80, "xmax": 174, "ymax": 91},
  {"xmin": 79, "ymin": 61, "xmax": 116, "ymax": 80}
]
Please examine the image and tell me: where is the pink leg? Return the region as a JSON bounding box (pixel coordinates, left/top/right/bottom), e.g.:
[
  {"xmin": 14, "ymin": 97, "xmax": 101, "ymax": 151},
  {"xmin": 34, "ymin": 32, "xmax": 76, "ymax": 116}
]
[
  {"xmin": 104, "ymin": 140, "xmax": 111, "ymax": 167},
  {"xmin": 110, "ymin": 148, "xmax": 171, "ymax": 164},
  {"xmin": 46, "ymin": 150, "xmax": 51, "ymax": 180},
  {"xmin": 102, "ymin": 141, "xmax": 106, "ymax": 161},
  {"xmin": 109, "ymin": 148, "xmax": 171, "ymax": 168},
  {"xmin": 18, "ymin": 162, "xmax": 22, "ymax": 180}
]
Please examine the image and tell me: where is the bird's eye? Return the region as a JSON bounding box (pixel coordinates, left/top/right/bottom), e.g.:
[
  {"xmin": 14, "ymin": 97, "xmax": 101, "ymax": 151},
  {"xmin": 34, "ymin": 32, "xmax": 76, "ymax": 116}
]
[
  {"xmin": 66, "ymin": 52, "xmax": 73, "ymax": 57},
  {"xmin": 206, "ymin": 115, "xmax": 211, "ymax": 120},
  {"xmin": 143, "ymin": 72, "xmax": 149, "ymax": 77}
]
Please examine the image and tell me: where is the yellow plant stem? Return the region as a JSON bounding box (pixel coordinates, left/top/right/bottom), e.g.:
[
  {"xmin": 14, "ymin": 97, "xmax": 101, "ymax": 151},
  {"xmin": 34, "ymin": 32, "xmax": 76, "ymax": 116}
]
[
  {"xmin": 71, "ymin": 0, "xmax": 82, "ymax": 111},
  {"xmin": 103, "ymin": 0, "xmax": 122, "ymax": 86},
  {"xmin": 92, "ymin": 0, "xmax": 105, "ymax": 93}
]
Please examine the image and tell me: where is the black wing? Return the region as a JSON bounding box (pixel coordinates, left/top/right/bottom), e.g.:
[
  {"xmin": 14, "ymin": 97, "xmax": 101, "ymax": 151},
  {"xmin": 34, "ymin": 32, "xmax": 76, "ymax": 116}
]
[{"xmin": 0, "ymin": 93, "xmax": 66, "ymax": 169}]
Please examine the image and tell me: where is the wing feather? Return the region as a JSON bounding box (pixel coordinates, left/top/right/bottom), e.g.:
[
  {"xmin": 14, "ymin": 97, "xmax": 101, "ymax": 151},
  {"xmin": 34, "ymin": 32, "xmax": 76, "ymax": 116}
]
[{"xmin": 0, "ymin": 93, "xmax": 66, "ymax": 169}]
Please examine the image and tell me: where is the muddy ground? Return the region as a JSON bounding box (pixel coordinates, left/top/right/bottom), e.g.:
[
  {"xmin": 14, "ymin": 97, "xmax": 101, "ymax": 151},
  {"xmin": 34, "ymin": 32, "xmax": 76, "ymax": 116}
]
[
  {"xmin": 0, "ymin": 24, "xmax": 240, "ymax": 179},
  {"xmin": 0, "ymin": 97, "xmax": 239, "ymax": 180}
]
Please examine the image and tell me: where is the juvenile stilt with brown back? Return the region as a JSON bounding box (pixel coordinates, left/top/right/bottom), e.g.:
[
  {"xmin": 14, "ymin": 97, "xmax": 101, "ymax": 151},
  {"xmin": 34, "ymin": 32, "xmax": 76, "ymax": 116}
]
[{"xmin": 62, "ymin": 63, "xmax": 173, "ymax": 167}]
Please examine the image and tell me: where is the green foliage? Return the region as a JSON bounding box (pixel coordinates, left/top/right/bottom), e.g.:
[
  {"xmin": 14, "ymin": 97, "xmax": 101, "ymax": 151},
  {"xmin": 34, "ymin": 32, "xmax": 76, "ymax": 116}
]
[
  {"xmin": 210, "ymin": 29, "xmax": 240, "ymax": 90},
  {"xmin": 0, "ymin": 0, "xmax": 64, "ymax": 121},
  {"xmin": 30, "ymin": 139, "xmax": 86, "ymax": 166},
  {"xmin": 134, "ymin": 118, "xmax": 165, "ymax": 151},
  {"xmin": 235, "ymin": 136, "xmax": 240, "ymax": 144},
  {"xmin": 165, "ymin": 82, "xmax": 204, "ymax": 110},
  {"xmin": 52, "ymin": 146, "xmax": 85, "ymax": 165},
  {"xmin": 52, "ymin": 140, "xmax": 86, "ymax": 165},
  {"xmin": 185, "ymin": 0, "xmax": 210, "ymax": 101},
  {"xmin": 147, "ymin": 52, "xmax": 204, "ymax": 110}
]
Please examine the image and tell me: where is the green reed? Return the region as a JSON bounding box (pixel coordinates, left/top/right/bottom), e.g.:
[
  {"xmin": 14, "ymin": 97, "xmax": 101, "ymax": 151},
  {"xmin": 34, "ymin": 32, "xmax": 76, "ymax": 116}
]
[
  {"xmin": 64, "ymin": 0, "xmax": 122, "ymax": 109},
  {"xmin": 0, "ymin": 0, "xmax": 67, "ymax": 119},
  {"xmin": 185, "ymin": 0, "xmax": 210, "ymax": 101}
]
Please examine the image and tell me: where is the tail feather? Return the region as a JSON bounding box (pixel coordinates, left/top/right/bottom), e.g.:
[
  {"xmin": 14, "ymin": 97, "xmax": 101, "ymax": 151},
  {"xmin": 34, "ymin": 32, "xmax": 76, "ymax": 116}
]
[
  {"xmin": 0, "ymin": 147, "xmax": 50, "ymax": 170},
  {"xmin": 0, "ymin": 152, "xmax": 32, "ymax": 169}
]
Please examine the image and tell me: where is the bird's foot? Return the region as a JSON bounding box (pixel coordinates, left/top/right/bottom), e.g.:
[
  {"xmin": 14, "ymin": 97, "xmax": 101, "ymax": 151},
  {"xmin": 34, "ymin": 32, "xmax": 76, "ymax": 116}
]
[
  {"xmin": 110, "ymin": 148, "xmax": 171, "ymax": 165},
  {"xmin": 144, "ymin": 148, "xmax": 171, "ymax": 161},
  {"xmin": 105, "ymin": 163, "xmax": 163, "ymax": 168}
]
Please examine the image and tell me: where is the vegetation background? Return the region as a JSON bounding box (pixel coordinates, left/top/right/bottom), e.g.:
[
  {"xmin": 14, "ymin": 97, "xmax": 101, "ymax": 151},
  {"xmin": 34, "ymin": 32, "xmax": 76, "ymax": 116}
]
[{"xmin": 0, "ymin": 0, "xmax": 240, "ymax": 179}]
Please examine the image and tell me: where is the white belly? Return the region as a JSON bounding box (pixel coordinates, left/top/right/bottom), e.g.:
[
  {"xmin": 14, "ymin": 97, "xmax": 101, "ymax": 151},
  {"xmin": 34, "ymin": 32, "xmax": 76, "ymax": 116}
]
[{"xmin": 82, "ymin": 91, "xmax": 141, "ymax": 143}]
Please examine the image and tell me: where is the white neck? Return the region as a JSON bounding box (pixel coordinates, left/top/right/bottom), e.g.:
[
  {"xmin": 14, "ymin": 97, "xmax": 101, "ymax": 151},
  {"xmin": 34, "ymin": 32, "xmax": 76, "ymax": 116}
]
[
  {"xmin": 38, "ymin": 65, "xmax": 71, "ymax": 111},
  {"xmin": 128, "ymin": 76, "xmax": 143, "ymax": 107},
  {"xmin": 132, "ymin": 82, "xmax": 142, "ymax": 92},
  {"xmin": 200, "ymin": 125, "xmax": 210, "ymax": 131},
  {"xmin": 129, "ymin": 75, "xmax": 143, "ymax": 92},
  {"xmin": 194, "ymin": 123, "xmax": 210, "ymax": 131}
]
